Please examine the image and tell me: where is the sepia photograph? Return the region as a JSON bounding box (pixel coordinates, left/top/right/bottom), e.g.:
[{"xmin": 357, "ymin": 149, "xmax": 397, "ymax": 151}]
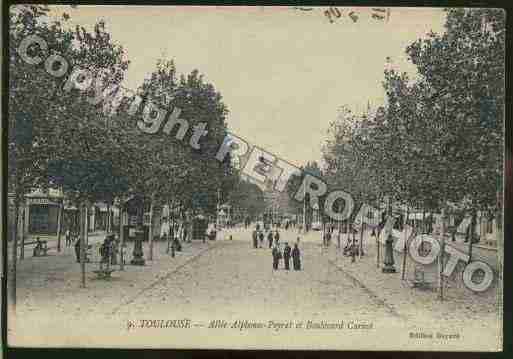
[{"xmin": 4, "ymin": 5, "xmax": 505, "ymax": 352}]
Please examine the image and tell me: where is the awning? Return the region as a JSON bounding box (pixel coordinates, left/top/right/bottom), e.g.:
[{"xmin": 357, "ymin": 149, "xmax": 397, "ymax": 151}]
[{"xmin": 407, "ymin": 213, "xmax": 433, "ymax": 220}]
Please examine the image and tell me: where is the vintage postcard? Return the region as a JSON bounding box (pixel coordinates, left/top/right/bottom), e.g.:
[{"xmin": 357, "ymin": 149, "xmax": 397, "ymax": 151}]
[{"xmin": 5, "ymin": 5, "xmax": 504, "ymax": 351}]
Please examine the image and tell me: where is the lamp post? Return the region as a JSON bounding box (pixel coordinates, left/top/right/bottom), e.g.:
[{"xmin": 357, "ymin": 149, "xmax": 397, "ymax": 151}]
[
  {"xmin": 303, "ymin": 177, "xmax": 307, "ymax": 233},
  {"xmin": 382, "ymin": 234, "xmax": 396, "ymax": 273},
  {"xmin": 216, "ymin": 187, "xmax": 221, "ymax": 230},
  {"xmin": 130, "ymin": 197, "xmax": 146, "ymax": 266},
  {"xmin": 130, "ymin": 224, "xmax": 146, "ymax": 266}
]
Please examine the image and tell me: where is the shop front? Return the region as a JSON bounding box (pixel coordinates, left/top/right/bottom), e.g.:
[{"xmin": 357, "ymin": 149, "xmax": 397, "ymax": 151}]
[{"xmin": 26, "ymin": 196, "xmax": 63, "ymax": 235}]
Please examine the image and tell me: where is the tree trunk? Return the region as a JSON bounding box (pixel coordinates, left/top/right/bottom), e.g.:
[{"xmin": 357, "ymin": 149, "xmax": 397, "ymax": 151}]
[
  {"xmin": 80, "ymin": 203, "xmax": 87, "ymax": 288},
  {"xmin": 170, "ymin": 201, "xmax": 176, "ymax": 253},
  {"xmin": 148, "ymin": 196, "xmax": 155, "ymax": 261},
  {"xmin": 56, "ymin": 201, "xmax": 63, "ymax": 252},
  {"xmin": 359, "ymin": 221, "xmax": 364, "ymax": 259},
  {"xmin": 86, "ymin": 205, "xmax": 89, "ymax": 246},
  {"xmin": 422, "ymin": 209, "xmax": 426, "ymax": 233},
  {"xmin": 20, "ymin": 201, "xmax": 25, "ymax": 260},
  {"xmin": 377, "ymin": 200, "xmax": 382, "ymax": 267},
  {"xmin": 468, "ymin": 210, "xmax": 476, "ymax": 262},
  {"xmin": 496, "ymin": 189, "xmax": 502, "ymax": 233},
  {"xmin": 337, "ymin": 220, "xmax": 342, "ymax": 250},
  {"xmin": 439, "ymin": 208, "xmax": 446, "ymax": 301},
  {"xmin": 10, "ymin": 194, "xmax": 20, "ymax": 308},
  {"xmin": 119, "ymin": 208, "xmax": 125, "ymax": 271},
  {"xmin": 401, "ymin": 207, "xmax": 409, "ymax": 280},
  {"xmin": 376, "ymin": 229, "xmax": 380, "ymax": 268},
  {"xmin": 106, "ymin": 203, "xmax": 111, "ymax": 233}
]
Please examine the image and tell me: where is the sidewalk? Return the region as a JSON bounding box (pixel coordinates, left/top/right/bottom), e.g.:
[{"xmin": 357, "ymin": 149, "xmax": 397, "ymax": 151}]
[
  {"xmin": 9, "ymin": 231, "xmax": 108, "ymax": 260},
  {"xmin": 10, "ymin": 237, "xmax": 227, "ymax": 321},
  {"xmin": 323, "ymin": 231, "xmax": 501, "ymax": 330}
]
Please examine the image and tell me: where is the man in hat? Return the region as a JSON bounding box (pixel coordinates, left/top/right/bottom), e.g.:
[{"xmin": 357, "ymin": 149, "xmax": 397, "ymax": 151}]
[
  {"xmin": 292, "ymin": 243, "xmax": 301, "ymax": 270},
  {"xmin": 267, "ymin": 231, "xmax": 274, "ymax": 248},
  {"xmin": 65, "ymin": 229, "xmax": 71, "ymax": 247},
  {"xmin": 272, "ymin": 244, "xmax": 281, "ymax": 270},
  {"xmin": 74, "ymin": 236, "xmax": 81, "ymax": 262},
  {"xmin": 274, "ymin": 230, "xmax": 280, "ymax": 246},
  {"xmin": 258, "ymin": 231, "xmax": 265, "ymax": 248},
  {"xmin": 283, "ymin": 242, "xmax": 291, "ymax": 270},
  {"xmin": 252, "ymin": 229, "xmax": 258, "ymax": 249}
]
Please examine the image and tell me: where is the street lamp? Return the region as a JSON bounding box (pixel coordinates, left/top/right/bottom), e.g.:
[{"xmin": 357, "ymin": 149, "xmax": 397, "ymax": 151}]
[
  {"xmin": 302, "ymin": 178, "xmax": 307, "ymax": 233},
  {"xmin": 382, "ymin": 234, "xmax": 396, "ymax": 273}
]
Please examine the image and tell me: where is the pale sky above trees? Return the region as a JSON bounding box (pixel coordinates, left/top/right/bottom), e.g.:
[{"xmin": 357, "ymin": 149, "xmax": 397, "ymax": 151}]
[{"xmin": 47, "ymin": 6, "xmax": 446, "ymax": 165}]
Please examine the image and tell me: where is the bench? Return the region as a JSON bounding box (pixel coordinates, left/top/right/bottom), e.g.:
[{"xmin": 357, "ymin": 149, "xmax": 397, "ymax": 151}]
[
  {"xmin": 84, "ymin": 244, "xmax": 92, "ymax": 262},
  {"xmin": 75, "ymin": 244, "xmax": 93, "ymax": 263},
  {"xmin": 93, "ymin": 268, "xmax": 116, "ymax": 279},
  {"xmin": 29, "ymin": 240, "xmax": 48, "ymax": 257},
  {"xmin": 411, "ymin": 266, "xmax": 434, "ymax": 290},
  {"xmin": 482, "ymin": 238, "xmax": 498, "ymax": 248}
]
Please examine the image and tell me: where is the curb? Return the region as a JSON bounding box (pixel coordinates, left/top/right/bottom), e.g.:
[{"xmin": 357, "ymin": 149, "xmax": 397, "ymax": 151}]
[
  {"xmin": 327, "ymin": 258, "xmax": 404, "ymax": 320},
  {"xmin": 111, "ymin": 240, "xmax": 230, "ymax": 314}
]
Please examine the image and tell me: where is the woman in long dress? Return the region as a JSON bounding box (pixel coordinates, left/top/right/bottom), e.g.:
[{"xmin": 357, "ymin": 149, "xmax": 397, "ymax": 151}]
[
  {"xmin": 292, "ymin": 243, "xmax": 301, "ymax": 270},
  {"xmin": 272, "ymin": 244, "xmax": 280, "ymax": 270},
  {"xmin": 267, "ymin": 231, "xmax": 274, "ymax": 248}
]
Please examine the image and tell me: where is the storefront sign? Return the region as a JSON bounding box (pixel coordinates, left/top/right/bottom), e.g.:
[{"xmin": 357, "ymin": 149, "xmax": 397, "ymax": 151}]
[
  {"xmin": 129, "ymin": 215, "xmax": 139, "ymax": 226},
  {"xmin": 27, "ymin": 197, "xmax": 60, "ymax": 206}
]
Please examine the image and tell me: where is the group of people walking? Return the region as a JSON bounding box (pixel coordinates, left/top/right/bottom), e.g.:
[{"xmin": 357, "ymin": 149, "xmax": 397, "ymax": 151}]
[
  {"xmin": 272, "ymin": 241, "xmax": 301, "ymax": 271},
  {"xmin": 252, "ymin": 228, "xmax": 281, "ymax": 249},
  {"xmin": 65, "ymin": 229, "xmax": 77, "ymax": 247},
  {"xmin": 251, "ymin": 226, "xmax": 302, "ymax": 271}
]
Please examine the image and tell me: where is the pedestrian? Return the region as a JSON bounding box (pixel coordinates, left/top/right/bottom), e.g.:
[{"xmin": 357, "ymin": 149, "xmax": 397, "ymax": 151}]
[
  {"xmin": 272, "ymin": 244, "xmax": 281, "ymax": 270},
  {"xmin": 283, "ymin": 242, "xmax": 291, "ymax": 270},
  {"xmin": 65, "ymin": 229, "xmax": 71, "ymax": 247},
  {"xmin": 258, "ymin": 231, "xmax": 264, "ymax": 248},
  {"xmin": 292, "ymin": 243, "xmax": 301, "ymax": 270},
  {"xmin": 274, "ymin": 230, "xmax": 280, "ymax": 246},
  {"xmin": 174, "ymin": 237, "xmax": 182, "ymax": 251},
  {"xmin": 111, "ymin": 236, "xmax": 118, "ymax": 265},
  {"xmin": 252, "ymin": 229, "xmax": 258, "ymax": 248},
  {"xmin": 33, "ymin": 237, "xmax": 42, "ymax": 257},
  {"xmin": 74, "ymin": 237, "xmax": 81, "ymax": 262},
  {"xmin": 343, "ymin": 235, "xmax": 352, "ymax": 256},
  {"xmin": 183, "ymin": 226, "xmax": 188, "ymax": 242},
  {"xmin": 267, "ymin": 231, "xmax": 274, "ymax": 248},
  {"xmin": 99, "ymin": 238, "xmax": 109, "ymax": 264}
]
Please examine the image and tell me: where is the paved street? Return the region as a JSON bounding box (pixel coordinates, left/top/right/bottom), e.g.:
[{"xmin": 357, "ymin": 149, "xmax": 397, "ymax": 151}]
[
  {"xmin": 9, "ymin": 227, "xmax": 501, "ymax": 350},
  {"xmin": 115, "ymin": 228, "xmax": 398, "ymax": 321}
]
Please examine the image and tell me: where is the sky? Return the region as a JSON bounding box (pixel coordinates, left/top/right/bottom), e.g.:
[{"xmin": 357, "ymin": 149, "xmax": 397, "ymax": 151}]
[{"xmin": 48, "ymin": 6, "xmax": 446, "ymax": 167}]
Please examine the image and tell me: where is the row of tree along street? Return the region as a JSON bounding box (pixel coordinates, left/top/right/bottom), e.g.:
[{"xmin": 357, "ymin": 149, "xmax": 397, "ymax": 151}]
[
  {"xmin": 286, "ymin": 8, "xmax": 503, "ymax": 245},
  {"xmin": 8, "ymin": 7, "xmax": 504, "ymax": 306},
  {"xmin": 8, "ymin": 5, "xmax": 267, "ymax": 306}
]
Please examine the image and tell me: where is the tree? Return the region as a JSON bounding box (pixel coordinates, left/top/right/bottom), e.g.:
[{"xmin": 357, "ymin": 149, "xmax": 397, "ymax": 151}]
[
  {"xmin": 228, "ymin": 177, "xmax": 267, "ymax": 220},
  {"xmin": 405, "ymin": 8, "xmax": 504, "ymax": 213},
  {"xmin": 9, "ymin": 5, "xmax": 129, "ymax": 294},
  {"xmin": 115, "ymin": 59, "xmax": 233, "ymax": 254},
  {"xmin": 286, "ymin": 161, "xmax": 324, "ymax": 230},
  {"xmin": 323, "ymin": 9, "xmax": 504, "ymax": 226},
  {"xmin": 322, "ymin": 107, "xmax": 383, "ymax": 227}
]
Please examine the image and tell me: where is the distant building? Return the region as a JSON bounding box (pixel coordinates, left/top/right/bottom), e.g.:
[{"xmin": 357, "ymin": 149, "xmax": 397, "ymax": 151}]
[
  {"xmin": 7, "ymin": 188, "xmax": 65, "ymax": 238},
  {"xmin": 7, "ymin": 188, "xmax": 123, "ymax": 241},
  {"xmin": 217, "ymin": 204, "xmax": 231, "ymax": 228}
]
